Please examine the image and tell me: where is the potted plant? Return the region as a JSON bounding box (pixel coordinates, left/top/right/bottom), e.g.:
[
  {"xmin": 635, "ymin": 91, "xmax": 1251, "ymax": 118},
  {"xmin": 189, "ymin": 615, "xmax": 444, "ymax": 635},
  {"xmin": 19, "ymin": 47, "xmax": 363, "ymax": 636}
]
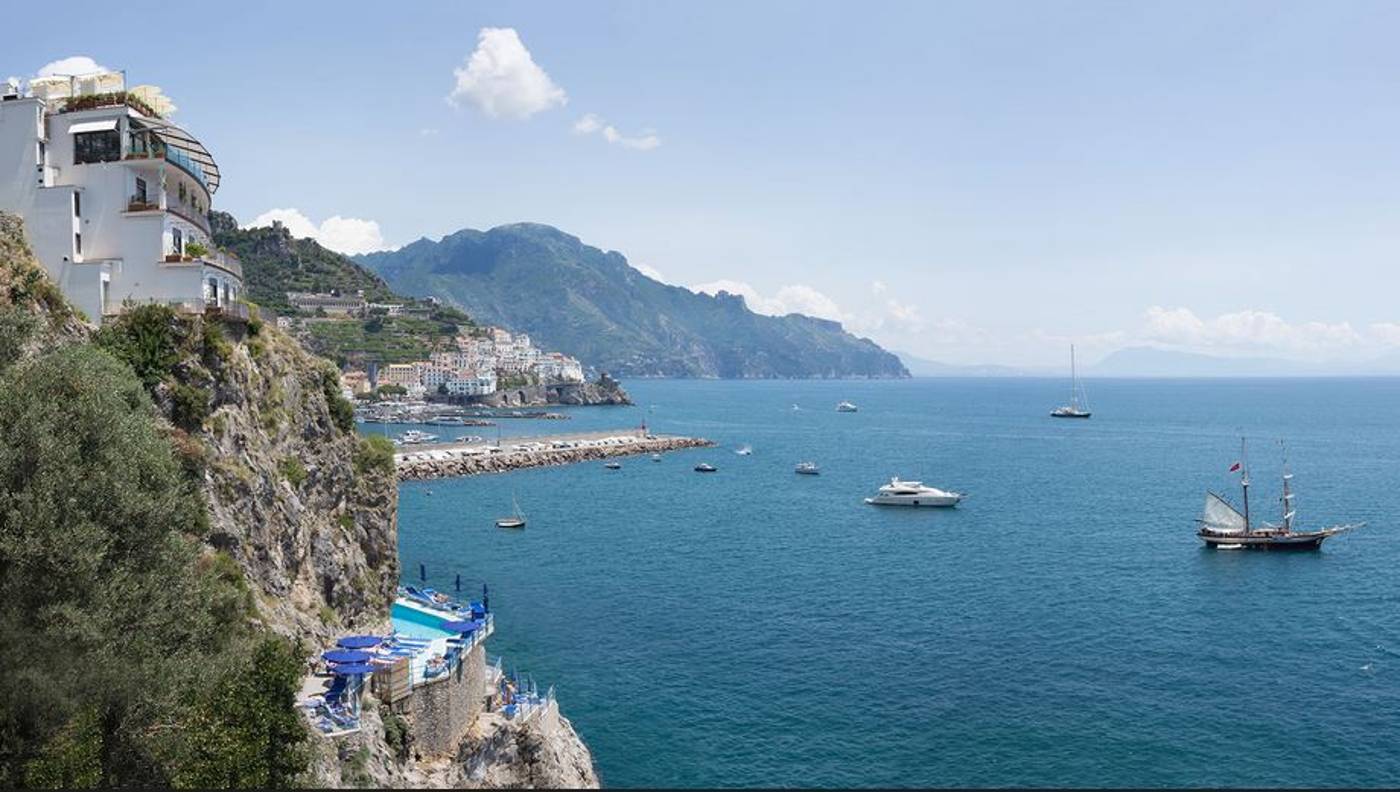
[
  {"xmin": 185, "ymin": 241, "xmax": 209, "ymax": 259},
  {"xmin": 165, "ymin": 253, "xmax": 183, "ymax": 263}
]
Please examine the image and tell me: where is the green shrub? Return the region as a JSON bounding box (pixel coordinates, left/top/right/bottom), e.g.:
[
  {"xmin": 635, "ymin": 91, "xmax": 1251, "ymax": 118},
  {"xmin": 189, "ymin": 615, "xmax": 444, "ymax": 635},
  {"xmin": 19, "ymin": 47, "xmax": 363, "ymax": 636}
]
[
  {"xmin": 201, "ymin": 319, "xmax": 232, "ymax": 368},
  {"xmin": 382, "ymin": 708, "xmax": 411, "ymax": 760},
  {"xmin": 318, "ymin": 368, "xmax": 355, "ymax": 433},
  {"xmin": 278, "ymin": 456, "xmax": 308, "ymax": 488},
  {"xmin": 354, "ymin": 435, "xmax": 396, "ymax": 478},
  {"xmin": 0, "ymin": 305, "xmax": 37, "ymax": 372},
  {"xmin": 94, "ymin": 303, "xmax": 183, "ymax": 388},
  {"xmin": 168, "ymin": 380, "xmax": 212, "ymax": 431}
]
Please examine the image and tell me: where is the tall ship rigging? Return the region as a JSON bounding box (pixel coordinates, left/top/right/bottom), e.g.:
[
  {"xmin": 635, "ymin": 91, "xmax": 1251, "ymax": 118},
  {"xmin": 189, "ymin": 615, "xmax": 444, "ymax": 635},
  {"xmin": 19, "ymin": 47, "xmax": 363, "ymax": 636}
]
[{"xmin": 1196, "ymin": 439, "xmax": 1360, "ymax": 550}]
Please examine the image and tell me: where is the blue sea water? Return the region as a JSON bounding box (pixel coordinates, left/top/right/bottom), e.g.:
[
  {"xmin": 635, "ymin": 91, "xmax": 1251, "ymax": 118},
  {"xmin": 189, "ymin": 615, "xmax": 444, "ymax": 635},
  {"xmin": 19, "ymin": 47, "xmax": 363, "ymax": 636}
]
[{"xmin": 386, "ymin": 378, "xmax": 1400, "ymax": 788}]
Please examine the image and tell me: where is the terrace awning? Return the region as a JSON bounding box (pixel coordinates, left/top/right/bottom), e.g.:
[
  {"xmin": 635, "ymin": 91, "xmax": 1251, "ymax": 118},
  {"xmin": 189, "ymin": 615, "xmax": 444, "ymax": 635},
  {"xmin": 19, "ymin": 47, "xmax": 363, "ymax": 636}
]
[
  {"xmin": 68, "ymin": 119, "xmax": 118, "ymax": 134},
  {"xmin": 441, "ymin": 620, "xmax": 482, "ymax": 633},
  {"xmin": 322, "ymin": 649, "xmax": 372, "ymax": 664},
  {"xmin": 139, "ymin": 118, "xmax": 221, "ymax": 194}
]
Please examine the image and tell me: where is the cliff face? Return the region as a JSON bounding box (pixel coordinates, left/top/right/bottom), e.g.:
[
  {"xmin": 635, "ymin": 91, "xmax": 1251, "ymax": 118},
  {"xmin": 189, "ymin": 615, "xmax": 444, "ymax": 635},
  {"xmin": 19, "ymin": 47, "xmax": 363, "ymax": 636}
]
[
  {"xmin": 191, "ymin": 324, "xmax": 400, "ymax": 640},
  {"xmin": 308, "ymin": 700, "xmax": 599, "ymax": 789},
  {"xmin": 471, "ymin": 372, "xmax": 632, "ymax": 408},
  {"xmin": 2, "ymin": 212, "xmax": 598, "ymax": 787}
]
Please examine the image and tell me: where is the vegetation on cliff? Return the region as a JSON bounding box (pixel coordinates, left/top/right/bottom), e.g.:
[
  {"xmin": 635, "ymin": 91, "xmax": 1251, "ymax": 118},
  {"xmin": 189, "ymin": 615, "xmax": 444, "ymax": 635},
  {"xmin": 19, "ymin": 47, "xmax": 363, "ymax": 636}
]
[
  {"xmin": 210, "ymin": 211, "xmax": 474, "ymax": 366},
  {"xmin": 357, "ymin": 222, "xmax": 910, "ymax": 379},
  {"xmin": 0, "ymin": 213, "xmax": 401, "ymax": 787},
  {"xmin": 0, "ymin": 320, "xmax": 308, "ymax": 787}
]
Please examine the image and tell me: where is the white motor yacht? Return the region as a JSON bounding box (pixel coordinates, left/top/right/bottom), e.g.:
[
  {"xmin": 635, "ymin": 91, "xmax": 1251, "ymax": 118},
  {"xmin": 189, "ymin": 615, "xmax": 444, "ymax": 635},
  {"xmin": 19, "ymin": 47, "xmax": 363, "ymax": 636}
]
[
  {"xmin": 397, "ymin": 430, "xmax": 439, "ymax": 445},
  {"xmin": 864, "ymin": 477, "xmax": 963, "ymax": 507},
  {"xmin": 836, "ymin": 401, "xmax": 859, "ymax": 413}
]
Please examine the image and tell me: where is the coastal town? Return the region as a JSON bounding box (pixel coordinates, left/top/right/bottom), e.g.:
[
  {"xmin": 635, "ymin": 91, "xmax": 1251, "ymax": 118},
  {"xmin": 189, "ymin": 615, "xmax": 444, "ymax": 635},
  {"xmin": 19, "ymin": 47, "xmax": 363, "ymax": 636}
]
[{"xmin": 272, "ymin": 293, "xmax": 589, "ymax": 402}]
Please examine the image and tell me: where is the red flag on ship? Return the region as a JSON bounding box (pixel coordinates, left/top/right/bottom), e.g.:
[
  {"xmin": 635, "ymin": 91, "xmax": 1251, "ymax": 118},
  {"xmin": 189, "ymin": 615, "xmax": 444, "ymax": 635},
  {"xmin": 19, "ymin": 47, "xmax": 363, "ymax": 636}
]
[{"xmin": 1229, "ymin": 462, "xmax": 1241, "ymax": 472}]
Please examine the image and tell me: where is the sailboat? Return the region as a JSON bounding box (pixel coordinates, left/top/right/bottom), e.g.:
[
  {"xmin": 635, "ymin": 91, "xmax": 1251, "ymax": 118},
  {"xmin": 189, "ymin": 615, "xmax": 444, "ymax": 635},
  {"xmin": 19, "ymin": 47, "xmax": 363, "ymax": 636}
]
[
  {"xmin": 1050, "ymin": 344, "xmax": 1091, "ymax": 418},
  {"xmin": 1196, "ymin": 439, "xmax": 1359, "ymax": 550},
  {"xmin": 495, "ymin": 493, "xmax": 526, "ymax": 529}
]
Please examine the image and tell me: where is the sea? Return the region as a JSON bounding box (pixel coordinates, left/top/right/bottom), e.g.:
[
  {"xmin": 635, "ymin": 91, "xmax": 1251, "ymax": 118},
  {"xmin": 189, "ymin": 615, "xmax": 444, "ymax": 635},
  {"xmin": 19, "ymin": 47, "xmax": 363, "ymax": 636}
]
[{"xmin": 377, "ymin": 377, "xmax": 1400, "ymax": 788}]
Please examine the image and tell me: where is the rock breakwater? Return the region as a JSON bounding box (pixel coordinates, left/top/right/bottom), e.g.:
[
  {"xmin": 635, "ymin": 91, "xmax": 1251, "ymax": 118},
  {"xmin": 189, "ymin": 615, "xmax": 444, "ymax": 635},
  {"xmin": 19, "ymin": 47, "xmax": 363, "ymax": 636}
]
[{"xmin": 398, "ymin": 434, "xmax": 713, "ymax": 480}]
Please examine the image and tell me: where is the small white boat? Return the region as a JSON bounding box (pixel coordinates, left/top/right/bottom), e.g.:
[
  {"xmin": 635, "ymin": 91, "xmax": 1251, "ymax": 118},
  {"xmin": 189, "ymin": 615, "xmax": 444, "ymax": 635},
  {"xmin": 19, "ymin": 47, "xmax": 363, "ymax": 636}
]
[
  {"xmin": 864, "ymin": 477, "xmax": 963, "ymax": 507},
  {"xmin": 651, "ymin": 453, "xmax": 662, "ymax": 462},
  {"xmin": 735, "ymin": 445, "xmax": 753, "ymax": 456},
  {"xmin": 495, "ymin": 494, "xmax": 526, "ymax": 529},
  {"xmin": 397, "ymin": 430, "xmax": 439, "ymax": 445},
  {"xmin": 836, "ymin": 401, "xmax": 858, "ymax": 413},
  {"xmin": 795, "ymin": 462, "xmax": 820, "ymax": 475},
  {"xmin": 694, "ymin": 463, "xmax": 718, "ymax": 473},
  {"xmin": 604, "ymin": 461, "xmax": 622, "ymax": 470}
]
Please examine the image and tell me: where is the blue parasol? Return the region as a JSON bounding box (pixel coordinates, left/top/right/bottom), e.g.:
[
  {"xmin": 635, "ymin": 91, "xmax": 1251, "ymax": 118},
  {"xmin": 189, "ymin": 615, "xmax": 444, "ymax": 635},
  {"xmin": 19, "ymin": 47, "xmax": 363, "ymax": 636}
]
[
  {"xmin": 336, "ymin": 635, "xmax": 382, "ymax": 649},
  {"xmin": 330, "ymin": 662, "xmax": 377, "ymax": 676},
  {"xmin": 323, "ymin": 649, "xmax": 371, "ymax": 664}
]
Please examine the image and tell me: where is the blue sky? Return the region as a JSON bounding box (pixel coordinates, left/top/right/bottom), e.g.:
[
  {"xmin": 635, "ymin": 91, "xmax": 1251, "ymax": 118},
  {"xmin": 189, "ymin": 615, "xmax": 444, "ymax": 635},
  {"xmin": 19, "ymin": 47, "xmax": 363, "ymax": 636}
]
[{"xmin": 11, "ymin": 1, "xmax": 1400, "ymax": 366}]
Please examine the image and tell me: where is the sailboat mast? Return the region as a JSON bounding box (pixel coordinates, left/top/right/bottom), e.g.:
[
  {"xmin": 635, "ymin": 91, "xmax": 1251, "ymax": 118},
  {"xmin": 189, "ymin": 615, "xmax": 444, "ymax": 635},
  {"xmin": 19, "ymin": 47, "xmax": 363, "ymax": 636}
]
[
  {"xmin": 1240, "ymin": 437, "xmax": 1251, "ymax": 532},
  {"xmin": 1070, "ymin": 345, "xmax": 1078, "ymax": 408},
  {"xmin": 1280, "ymin": 443, "xmax": 1294, "ymax": 533}
]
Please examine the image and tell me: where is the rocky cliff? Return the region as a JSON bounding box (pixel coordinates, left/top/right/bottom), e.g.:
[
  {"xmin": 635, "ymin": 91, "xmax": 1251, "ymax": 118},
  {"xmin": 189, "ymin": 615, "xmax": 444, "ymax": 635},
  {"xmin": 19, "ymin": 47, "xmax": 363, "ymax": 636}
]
[
  {"xmin": 470, "ymin": 371, "xmax": 632, "ymax": 408},
  {"xmin": 1, "ymin": 212, "xmax": 600, "ymax": 787}
]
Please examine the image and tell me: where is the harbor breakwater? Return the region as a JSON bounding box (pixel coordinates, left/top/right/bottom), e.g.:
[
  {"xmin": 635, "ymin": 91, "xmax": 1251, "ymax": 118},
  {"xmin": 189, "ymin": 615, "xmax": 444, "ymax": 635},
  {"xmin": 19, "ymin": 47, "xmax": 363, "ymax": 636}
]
[{"xmin": 397, "ymin": 433, "xmax": 714, "ymax": 480}]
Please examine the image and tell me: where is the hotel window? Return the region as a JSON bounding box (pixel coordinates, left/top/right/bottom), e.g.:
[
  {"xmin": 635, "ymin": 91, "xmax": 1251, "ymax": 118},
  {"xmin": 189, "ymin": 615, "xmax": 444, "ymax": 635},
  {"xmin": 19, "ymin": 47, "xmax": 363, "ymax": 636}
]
[
  {"xmin": 135, "ymin": 177, "xmax": 148, "ymax": 204},
  {"xmin": 73, "ymin": 191, "xmax": 81, "ymax": 218},
  {"xmin": 73, "ymin": 130, "xmax": 121, "ymax": 164},
  {"xmin": 172, "ymin": 227, "xmax": 183, "ymax": 255},
  {"xmin": 74, "ymin": 233, "xmax": 82, "ymax": 255}
]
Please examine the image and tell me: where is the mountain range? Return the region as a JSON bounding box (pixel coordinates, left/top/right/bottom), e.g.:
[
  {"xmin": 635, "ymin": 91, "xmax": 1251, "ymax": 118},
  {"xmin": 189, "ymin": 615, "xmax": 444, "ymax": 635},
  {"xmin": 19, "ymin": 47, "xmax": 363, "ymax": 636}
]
[
  {"xmin": 897, "ymin": 346, "xmax": 1400, "ymax": 378},
  {"xmin": 356, "ymin": 223, "xmax": 908, "ymax": 379}
]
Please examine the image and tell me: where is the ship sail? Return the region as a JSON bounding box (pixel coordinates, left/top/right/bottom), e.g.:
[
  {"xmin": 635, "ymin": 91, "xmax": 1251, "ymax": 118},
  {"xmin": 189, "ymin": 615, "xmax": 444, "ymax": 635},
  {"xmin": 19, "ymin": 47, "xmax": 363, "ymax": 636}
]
[{"xmin": 1202, "ymin": 492, "xmax": 1247, "ymax": 534}]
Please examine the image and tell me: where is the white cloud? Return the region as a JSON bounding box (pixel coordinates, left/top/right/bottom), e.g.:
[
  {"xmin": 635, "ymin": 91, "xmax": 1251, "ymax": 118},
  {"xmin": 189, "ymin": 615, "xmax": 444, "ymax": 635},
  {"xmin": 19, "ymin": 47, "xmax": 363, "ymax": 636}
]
[
  {"xmin": 633, "ymin": 263, "xmax": 667, "ymax": 283},
  {"xmin": 572, "ymin": 113, "xmax": 604, "ymax": 135},
  {"xmin": 245, "ymin": 208, "xmax": 387, "ymax": 256},
  {"xmin": 419, "ymin": 127, "xmax": 439, "ymax": 137},
  {"xmin": 574, "ymin": 113, "xmax": 661, "ymax": 151},
  {"xmin": 36, "ymin": 56, "xmax": 107, "ymax": 77},
  {"xmin": 691, "ymin": 280, "xmax": 848, "ymax": 322},
  {"xmin": 129, "ymin": 84, "xmax": 177, "ymax": 116},
  {"xmin": 871, "ymin": 280, "xmax": 887, "ymax": 295},
  {"xmin": 1141, "ymin": 306, "xmax": 1367, "ymax": 357},
  {"xmin": 448, "ymin": 28, "xmax": 566, "ymax": 120}
]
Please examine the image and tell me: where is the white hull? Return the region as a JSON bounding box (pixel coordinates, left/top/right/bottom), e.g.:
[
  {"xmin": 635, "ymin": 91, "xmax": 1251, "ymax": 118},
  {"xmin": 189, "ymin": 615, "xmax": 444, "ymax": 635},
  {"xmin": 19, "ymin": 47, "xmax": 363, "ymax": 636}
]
[{"xmin": 865, "ymin": 492, "xmax": 962, "ymax": 507}]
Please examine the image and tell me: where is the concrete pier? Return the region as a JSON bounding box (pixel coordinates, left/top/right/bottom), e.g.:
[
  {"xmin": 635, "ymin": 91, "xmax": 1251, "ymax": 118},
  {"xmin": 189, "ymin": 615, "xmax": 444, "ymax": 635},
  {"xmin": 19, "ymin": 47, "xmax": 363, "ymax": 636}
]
[{"xmin": 395, "ymin": 430, "xmax": 714, "ymax": 480}]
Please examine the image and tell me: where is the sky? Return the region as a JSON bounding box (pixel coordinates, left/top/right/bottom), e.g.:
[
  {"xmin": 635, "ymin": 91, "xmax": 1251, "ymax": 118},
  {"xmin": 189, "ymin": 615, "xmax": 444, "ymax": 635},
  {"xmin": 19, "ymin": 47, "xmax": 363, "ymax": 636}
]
[{"xmin": 11, "ymin": 1, "xmax": 1400, "ymax": 367}]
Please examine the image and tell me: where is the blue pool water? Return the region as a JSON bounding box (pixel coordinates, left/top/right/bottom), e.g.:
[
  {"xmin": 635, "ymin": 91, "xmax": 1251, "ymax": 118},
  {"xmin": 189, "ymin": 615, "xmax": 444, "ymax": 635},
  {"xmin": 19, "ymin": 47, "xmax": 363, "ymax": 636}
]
[
  {"xmin": 387, "ymin": 378, "xmax": 1400, "ymax": 787},
  {"xmin": 390, "ymin": 601, "xmax": 457, "ymax": 641}
]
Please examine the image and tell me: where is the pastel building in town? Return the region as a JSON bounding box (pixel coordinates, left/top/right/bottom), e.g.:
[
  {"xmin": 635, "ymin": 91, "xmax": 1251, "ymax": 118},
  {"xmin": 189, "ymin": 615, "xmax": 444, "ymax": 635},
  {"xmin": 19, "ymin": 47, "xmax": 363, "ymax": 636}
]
[{"xmin": 0, "ymin": 70, "xmax": 242, "ymax": 323}]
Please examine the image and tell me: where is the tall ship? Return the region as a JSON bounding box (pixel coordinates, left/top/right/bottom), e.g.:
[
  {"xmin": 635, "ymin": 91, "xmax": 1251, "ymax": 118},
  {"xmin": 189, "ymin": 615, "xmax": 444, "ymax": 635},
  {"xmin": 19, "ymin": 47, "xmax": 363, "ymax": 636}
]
[
  {"xmin": 1050, "ymin": 344, "xmax": 1091, "ymax": 418},
  {"xmin": 1196, "ymin": 440, "xmax": 1360, "ymax": 550}
]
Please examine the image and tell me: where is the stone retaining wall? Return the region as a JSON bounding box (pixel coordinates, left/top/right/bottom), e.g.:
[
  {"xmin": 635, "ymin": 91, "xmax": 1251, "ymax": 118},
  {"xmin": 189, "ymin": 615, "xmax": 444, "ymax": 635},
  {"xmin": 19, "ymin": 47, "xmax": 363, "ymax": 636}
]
[{"xmin": 404, "ymin": 642, "xmax": 488, "ymax": 757}]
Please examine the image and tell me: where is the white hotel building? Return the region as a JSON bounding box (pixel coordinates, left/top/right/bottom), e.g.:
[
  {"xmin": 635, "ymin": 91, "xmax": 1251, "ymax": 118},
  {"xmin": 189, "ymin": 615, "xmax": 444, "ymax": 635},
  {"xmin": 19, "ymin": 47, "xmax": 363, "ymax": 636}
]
[{"xmin": 0, "ymin": 70, "xmax": 242, "ymax": 323}]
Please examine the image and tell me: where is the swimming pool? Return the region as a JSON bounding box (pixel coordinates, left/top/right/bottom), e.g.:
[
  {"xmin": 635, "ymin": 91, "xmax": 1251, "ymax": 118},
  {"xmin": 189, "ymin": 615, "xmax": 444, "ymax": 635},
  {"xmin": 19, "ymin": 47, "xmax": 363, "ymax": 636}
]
[{"xmin": 390, "ymin": 601, "xmax": 457, "ymax": 640}]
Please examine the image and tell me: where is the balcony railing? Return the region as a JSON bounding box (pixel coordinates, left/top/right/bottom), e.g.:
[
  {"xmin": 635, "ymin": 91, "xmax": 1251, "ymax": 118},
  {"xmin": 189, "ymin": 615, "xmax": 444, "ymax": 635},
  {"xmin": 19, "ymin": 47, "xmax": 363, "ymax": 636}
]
[{"xmin": 205, "ymin": 301, "xmax": 250, "ymax": 323}]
